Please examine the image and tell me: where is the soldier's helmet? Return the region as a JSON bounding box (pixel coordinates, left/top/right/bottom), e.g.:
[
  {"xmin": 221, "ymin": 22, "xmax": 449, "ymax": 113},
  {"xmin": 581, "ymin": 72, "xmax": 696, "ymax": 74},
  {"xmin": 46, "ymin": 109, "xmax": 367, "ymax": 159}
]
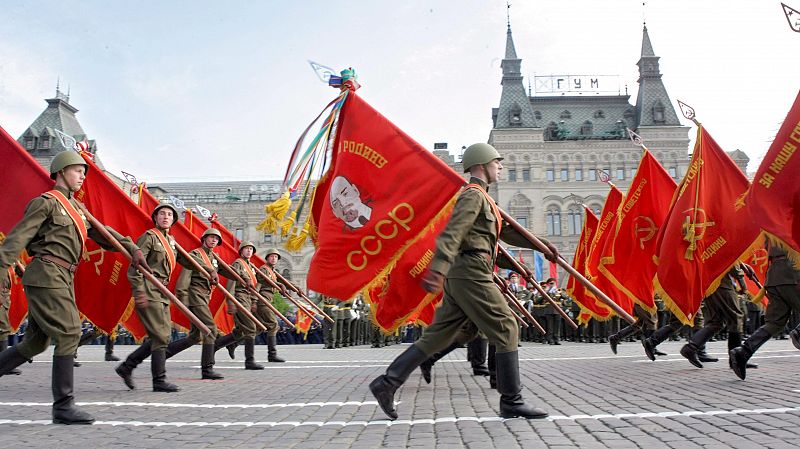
[
  {"xmin": 200, "ymin": 228, "xmax": 222, "ymax": 245},
  {"xmin": 461, "ymin": 143, "xmax": 503, "ymax": 173},
  {"xmin": 265, "ymin": 248, "xmax": 281, "ymax": 260},
  {"xmin": 49, "ymin": 151, "xmax": 89, "ymax": 180},
  {"xmin": 239, "ymin": 241, "xmax": 257, "ymax": 256},
  {"xmin": 151, "ymin": 202, "xmax": 180, "ymax": 226}
]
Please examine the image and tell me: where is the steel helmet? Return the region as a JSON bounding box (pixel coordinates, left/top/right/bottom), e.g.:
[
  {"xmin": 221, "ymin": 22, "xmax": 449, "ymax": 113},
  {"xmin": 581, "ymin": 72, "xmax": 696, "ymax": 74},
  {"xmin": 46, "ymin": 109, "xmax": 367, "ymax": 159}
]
[
  {"xmin": 49, "ymin": 151, "xmax": 89, "ymax": 180},
  {"xmin": 200, "ymin": 228, "xmax": 222, "ymax": 245},
  {"xmin": 239, "ymin": 241, "xmax": 257, "ymax": 256},
  {"xmin": 265, "ymin": 248, "xmax": 282, "ymax": 260},
  {"xmin": 151, "ymin": 202, "xmax": 179, "ymax": 226},
  {"xmin": 461, "ymin": 143, "xmax": 503, "ymax": 173}
]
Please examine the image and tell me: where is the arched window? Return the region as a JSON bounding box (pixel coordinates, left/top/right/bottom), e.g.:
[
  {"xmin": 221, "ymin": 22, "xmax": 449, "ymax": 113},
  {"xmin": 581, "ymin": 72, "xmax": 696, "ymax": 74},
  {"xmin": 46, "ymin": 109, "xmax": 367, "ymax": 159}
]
[
  {"xmin": 653, "ymin": 101, "xmax": 665, "ymax": 123},
  {"xmin": 580, "ymin": 121, "xmax": 593, "ymax": 136},
  {"xmin": 567, "ymin": 208, "xmax": 583, "ymax": 235},
  {"xmin": 546, "ymin": 208, "xmax": 562, "ymax": 236}
]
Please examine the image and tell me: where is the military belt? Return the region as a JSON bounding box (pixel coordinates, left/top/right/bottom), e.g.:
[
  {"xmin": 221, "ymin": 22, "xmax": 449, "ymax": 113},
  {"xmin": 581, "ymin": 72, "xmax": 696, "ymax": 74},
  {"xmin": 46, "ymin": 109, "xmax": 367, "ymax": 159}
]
[
  {"xmin": 459, "ymin": 249, "xmax": 492, "ymax": 263},
  {"xmin": 37, "ymin": 255, "xmax": 78, "ymax": 274}
]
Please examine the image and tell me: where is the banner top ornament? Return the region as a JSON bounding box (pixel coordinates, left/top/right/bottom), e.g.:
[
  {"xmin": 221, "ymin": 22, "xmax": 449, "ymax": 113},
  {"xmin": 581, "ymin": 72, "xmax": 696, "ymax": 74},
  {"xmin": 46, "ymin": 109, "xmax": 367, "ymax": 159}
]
[
  {"xmin": 169, "ymin": 195, "xmax": 185, "ymax": 210},
  {"xmin": 677, "ymin": 100, "xmax": 699, "ymax": 125},
  {"xmin": 627, "ymin": 128, "xmax": 645, "ymax": 148}
]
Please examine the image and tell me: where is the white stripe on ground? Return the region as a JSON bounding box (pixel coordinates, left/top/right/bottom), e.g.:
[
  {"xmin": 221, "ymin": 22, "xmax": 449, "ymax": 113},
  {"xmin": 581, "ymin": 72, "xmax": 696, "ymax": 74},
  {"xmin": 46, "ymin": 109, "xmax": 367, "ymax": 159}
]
[
  {"xmin": 1, "ymin": 406, "xmax": 798, "ymax": 427},
  {"xmin": 633, "ymin": 354, "xmax": 800, "ymax": 363},
  {"xmin": 0, "ymin": 400, "xmax": 386, "ymax": 409}
]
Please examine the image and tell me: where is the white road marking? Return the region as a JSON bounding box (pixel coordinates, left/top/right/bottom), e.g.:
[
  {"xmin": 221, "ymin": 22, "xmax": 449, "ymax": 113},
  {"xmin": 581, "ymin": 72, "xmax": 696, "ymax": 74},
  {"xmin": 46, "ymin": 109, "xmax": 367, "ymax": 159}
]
[
  {"xmin": 1, "ymin": 405, "xmax": 798, "ymax": 427},
  {"xmin": 0, "ymin": 400, "xmax": 386, "ymax": 409}
]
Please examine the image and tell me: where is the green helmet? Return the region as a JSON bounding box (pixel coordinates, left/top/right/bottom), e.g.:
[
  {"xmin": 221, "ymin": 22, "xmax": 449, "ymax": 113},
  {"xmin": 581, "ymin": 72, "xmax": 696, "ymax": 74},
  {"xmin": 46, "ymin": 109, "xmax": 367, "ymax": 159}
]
[
  {"xmin": 151, "ymin": 202, "xmax": 179, "ymax": 226},
  {"xmin": 265, "ymin": 248, "xmax": 281, "ymax": 260},
  {"xmin": 239, "ymin": 241, "xmax": 257, "ymax": 256},
  {"xmin": 49, "ymin": 151, "xmax": 89, "ymax": 180},
  {"xmin": 200, "ymin": 228, "xmax": 222, "ymax": 245},
  {"xmin": 461, "ymin": 143, "xmax": 503, "ymax": 173}
]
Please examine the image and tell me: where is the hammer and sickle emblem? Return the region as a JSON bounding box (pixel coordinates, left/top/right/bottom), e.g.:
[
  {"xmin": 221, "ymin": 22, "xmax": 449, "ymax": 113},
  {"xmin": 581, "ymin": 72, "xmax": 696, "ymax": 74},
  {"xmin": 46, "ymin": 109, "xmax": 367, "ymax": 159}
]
[
  {"xmin": 681, "ymin": 208, "xmax": 715, "ymax": 260},
  {"xmin": 633, "ymin": 216, "xmax": 657, "ymax": 249},
  {"xmin": 751, "ymin": 248, "xmax": 768, "ymax": 272},
  {"xmin": 82, "ymin": 248, "xmax": 106, "ymax": 276}
]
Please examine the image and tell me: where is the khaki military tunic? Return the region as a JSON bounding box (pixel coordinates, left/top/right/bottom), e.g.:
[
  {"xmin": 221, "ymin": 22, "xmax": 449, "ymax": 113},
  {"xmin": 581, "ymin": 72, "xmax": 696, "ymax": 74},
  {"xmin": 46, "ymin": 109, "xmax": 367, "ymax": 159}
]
[
  {"xmin": 0, "ymin": 268, "xmax": 12, "ymax": 338},
  {"xmin": 415, "ymin": 177, "xmax": 551, "ymax": 355},
  {"xmin": 174, "ymin": 246, "xmax": 219, "ymax": 344},
  {"xmin": 229, "ymin": 257, "xmax": 259, "ymax": 341},
  {"xmin": 127, "ymin": 228, "xmax": 194, "ymax": 349},
  {"xmin": 0, "ymin": 186, "xmax": 138, "ymax": 357},
  {"xmin": 255, "ymin": 264, "xmax": 280, "ymax": 336},
  {"xmin": 762, "ymin": 245, "xmax": 800, "ymax": 336}
]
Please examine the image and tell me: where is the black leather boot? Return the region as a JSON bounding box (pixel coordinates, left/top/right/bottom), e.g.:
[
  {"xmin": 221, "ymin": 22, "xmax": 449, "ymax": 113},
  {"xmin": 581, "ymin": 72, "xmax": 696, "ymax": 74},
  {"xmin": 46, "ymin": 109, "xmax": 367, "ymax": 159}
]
[
  {"xmin": 728, "ymin": 332, "xmax": 757, "ymax": 369},
  {"xmin": 165, "ymin": 337, "xmax": 194, "ymax": 359},
  {"xmin": 496, "ymin": 350, "xmax": 548, "ymax": 419},
  {"xmin": 0, "ymin": 343, "xmax": 27, "ymax": 376},
  {"xmin": 469, "ymin": 338, "xmax": 490, "ymax": 376},
  {"xmin": 115, "ymin": 340, "xmax": 152, "ymax": 390},
  {"xmin": 369, "ymin": 345, "xmax": 428, "ymax": 420},
  {"xmin": 52, "ymin": 355, "xmax": 94, "ymax": 424},
  {"xmin": 642, "ymin": 325, "xmax": 673, "ymax": 361},
  {"xmin": 243, "ymin": 339, "xmax": 264, "ymax": 370},
  {"xmin": 682, "ymin": 326, "xmax": 719, "ymax": 368},
  {"xmin": 609, "ymin": 325, "xmax": 637, "ymax": 355},
  {"xmin": 730, "ymin": 328, "xmax": 771, "ymax": 380},
  {"xmin": 488, "ymin": 344, "xmax": 497, "ymax": 389},
  {"xmin": 419, "ymin": 341, "xmax": 461, "ymax": 384},
  {"xmin": 790, "ymin": 325, "xmax": 800, "ymax": 351},
  {"xmin": 213, "ymin": 333, "xmax": 236, "ymax": 353},
  {"xmin": 151, "ymin": 348, "xmax": 179, "ymax": 392},
  {"xmin": 201, "ymin": 344, "xmax": 224, "ymax": 380},
  {"xmin": 267, "ymin": 335, "xmax": 285, "ymax": 362}
]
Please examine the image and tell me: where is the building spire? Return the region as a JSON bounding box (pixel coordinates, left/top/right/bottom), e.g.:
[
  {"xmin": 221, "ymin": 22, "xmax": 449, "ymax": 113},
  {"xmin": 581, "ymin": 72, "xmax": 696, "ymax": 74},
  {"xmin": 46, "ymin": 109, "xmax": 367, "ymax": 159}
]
[
  {"xmin": 494, "ymin": 18, "xmax": 536, "ymax": 129},
  {"xmin": 634, "ymin": 24, "xmax": 680, "ymax": 128}
]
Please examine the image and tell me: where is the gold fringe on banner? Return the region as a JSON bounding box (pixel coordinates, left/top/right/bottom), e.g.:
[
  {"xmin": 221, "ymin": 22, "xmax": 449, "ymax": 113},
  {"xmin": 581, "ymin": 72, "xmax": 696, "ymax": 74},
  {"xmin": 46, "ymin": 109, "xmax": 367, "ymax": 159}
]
[{"xmin": 256, "ymin": 192, "xmax": 292, "ymax": 234}]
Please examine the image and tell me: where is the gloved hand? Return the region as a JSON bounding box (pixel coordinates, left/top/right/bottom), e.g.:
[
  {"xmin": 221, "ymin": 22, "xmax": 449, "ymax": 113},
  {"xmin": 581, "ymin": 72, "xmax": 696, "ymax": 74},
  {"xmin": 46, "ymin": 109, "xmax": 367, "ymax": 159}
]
[
  {"xmin": 134, "ymin": 291, "xmax": 149, "ymax": 310},
  {"xmin": 421, "ymin": 269, "xmax": 445, "ymax": 294}
]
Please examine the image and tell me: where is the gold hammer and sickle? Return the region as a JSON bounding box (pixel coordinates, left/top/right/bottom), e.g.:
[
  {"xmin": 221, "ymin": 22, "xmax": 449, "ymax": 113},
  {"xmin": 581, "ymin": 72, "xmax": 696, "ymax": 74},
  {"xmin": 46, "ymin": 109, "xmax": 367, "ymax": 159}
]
[{"xmin": 633, "ymin": 216, "xmax": 657, "ymax": 249}]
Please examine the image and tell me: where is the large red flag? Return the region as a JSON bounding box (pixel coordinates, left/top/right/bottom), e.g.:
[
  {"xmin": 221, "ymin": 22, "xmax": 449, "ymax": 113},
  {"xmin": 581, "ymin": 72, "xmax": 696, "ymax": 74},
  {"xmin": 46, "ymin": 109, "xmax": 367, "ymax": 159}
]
[
  {"xmin": 654, "ymin": 126, "xmax": 761, "ymax": 324},
  {"xmin": 73, "ymin": 153, "xmax": 154, "ymax": 334},
  {"xmin": 566, "ymin": 207, "xmax": 607, "ymax": 322},
  {"xmin": 306, "ymin": 93, "xmax": 464, "ymax": 321},
  {"xmin": 747, "ymin": 90, "xmax": 800, "ymax": 262},
  {"xmin": 583, "ymin": 186, "xmax": 625, "ymax": 318},
  {"xmin": 0, "ymin": 125, "xmax": 54, "ymax": 329},
  {"xmin": 598, "ymin": 150, "xmax": 677, "ymax": 312}
]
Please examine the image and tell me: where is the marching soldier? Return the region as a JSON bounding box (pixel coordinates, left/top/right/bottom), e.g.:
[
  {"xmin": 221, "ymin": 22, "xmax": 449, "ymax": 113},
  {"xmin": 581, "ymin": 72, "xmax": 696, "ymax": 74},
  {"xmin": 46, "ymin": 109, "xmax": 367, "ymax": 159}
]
[
  {"xmin": 336, "ymin": 297, "xmax": 354, "ymax": 347},
  {"xmin": 0, "ymin": 264, "xmax": 22, "ymax": 375},
  {"xmin": 608, "ymin": 304, "xmax": 658, "ymax": 355},
  {"xmin": 543, "ymin": 278, "xmax": 562, "ymax": 345},
  {"xmin": 317, "ymin": 294, "xmax": 338, "ymax": 349},
  {"xmin": 253, "ymin": 248, "xmax": 286, "ymax": 362},
  {"xmin": 369, "ymin": 143, "xmax": 558, "ymax": 420},
  {"xmin": 0, "ymin": 151, "xmax": 148, "ymax": 424},
  {"xmin": 642, "ymin": 309, "xmax": 711, "ymax": 361},
  {"xmin": 77, "ymin": 324, "xmax": 120, "ymax": 361},
  {"xmin": 212, "ymin": 241, "xmax": 264, "ymax": 370},
  {"xmin": 680, "ymin": 265, "xmax": 749, "ymax": 368},
  {"xmin": 115, "ymin": 202, "xmax": 203, "ymax": 393},
  {"xmin": 161, "ymin": 228, "xmax": 225, "ymax": 380},
  {"xmin": 730, "ymin": 244, "xmax": 800, "ymax": 379}
]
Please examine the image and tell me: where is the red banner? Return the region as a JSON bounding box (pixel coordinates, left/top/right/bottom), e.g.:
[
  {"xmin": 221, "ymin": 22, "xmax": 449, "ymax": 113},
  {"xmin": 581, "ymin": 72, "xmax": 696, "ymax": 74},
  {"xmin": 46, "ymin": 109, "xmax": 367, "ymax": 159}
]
[
  {"xmin": 295, "ymin": 308, "xmax": 312, "ymax": 339},
  {"xmin": 0, "ymin": 126, "xmax": 54, "ymax": 330},
  {"xmin": 305, "ymin": 93, "xmax": 463, "ymax": 331},
  {"xmin": 598, "ymin": 150, "xmax": 677, "ymax": 312},
  {"xmin": 74, "ymin": 153, "xmax": 153, "ymax": 334},
  {"xmin": 747, "ymin": 90, "xmax": 800, "ymax": 261},
  {"xmin": 584, "ymin": 185, "xmax": 625, "ymax": 317},
  {"xmin": 566, "ymin": 207, "xmax": 607, "ymax": 322},
  {"xmin": 654, "ymin": 127, "xmax": 761, "ymax": 324},
  {"xmin": 8, "ymin": 264, "xmax": 27, "ymax": 332}
]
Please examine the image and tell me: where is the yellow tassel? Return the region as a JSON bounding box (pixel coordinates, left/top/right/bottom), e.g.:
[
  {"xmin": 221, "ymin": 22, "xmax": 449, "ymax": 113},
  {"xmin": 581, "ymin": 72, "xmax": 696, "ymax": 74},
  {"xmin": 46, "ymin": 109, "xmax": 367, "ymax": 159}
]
[
  {"xmin": 279, "ymin": 215, "xmax": 296, "ymax": 237},
  {"xmin": 256, "ymin": 192, "xmax": 292, "ymax": 234},
  {"xmin": 284, "ymin": 220, "xmax": 310, "ymax": 251}
]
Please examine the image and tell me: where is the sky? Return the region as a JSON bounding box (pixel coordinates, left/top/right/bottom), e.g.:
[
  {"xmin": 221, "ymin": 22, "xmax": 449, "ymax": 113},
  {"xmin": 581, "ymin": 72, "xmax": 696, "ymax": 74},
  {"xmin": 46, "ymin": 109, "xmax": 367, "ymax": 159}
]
[{"xmin": 1, "ymin": 0, "xmax": 798, "ymax": 183}]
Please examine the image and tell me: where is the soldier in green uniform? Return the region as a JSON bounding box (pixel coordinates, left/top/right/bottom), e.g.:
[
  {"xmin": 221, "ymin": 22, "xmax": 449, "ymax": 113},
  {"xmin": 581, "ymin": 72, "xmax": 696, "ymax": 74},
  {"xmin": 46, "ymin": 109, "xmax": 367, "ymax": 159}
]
[
  {"xmin": 608, "ymin": 303, "xmax": 658, "ymax": 355},
  {"xmin": 0, "ymin": 265, "xmax": 22, "ymax": 375},
  {"xmin": 369, "ymin": 143, "xmax": 558, "ymax": 420},
  {"xmin": 680, "ymin": 265, "xmax": 748, "ymax": 368},
  {"xmin": 0, "ymin": 151, "xmax": 148, "ymax": 424},
  {"xmin": 542, "ymin": 278, "xmax": 562, "ymax": 345},
  {"xmin": 253, "ymin": 248, "xmax": 286, "ymax": 362},
  {"xmin": 531, "ymin": 288, "xmax": 548, "ymax": 343},
  {"xmin": 212, "ymin": 242, "xmax": 264, "ymax": 370},
  {"xmin": 336, "ymin": 298, "xmax": 354, "ymax": 347},
  {"xmin": 115, "ymin": 202, "xmax": 206, "ymax": 393},
  {"xmin": 731, "ymin": 244, "xmax": 800, "ymax": 379},
  {"xmin": 160, "ymin": 228, "xmax": 225, "ymax": 379},
  {"xmin": 317, "ymin": 294, "xmax": 338, "ymax": 348}
]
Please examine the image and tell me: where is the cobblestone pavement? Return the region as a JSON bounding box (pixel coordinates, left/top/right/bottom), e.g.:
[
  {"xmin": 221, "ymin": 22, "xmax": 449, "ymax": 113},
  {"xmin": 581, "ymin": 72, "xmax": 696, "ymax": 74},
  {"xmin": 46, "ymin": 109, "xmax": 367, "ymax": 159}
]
[{"xmin": 1, "ymin": 339, "xmax": 799, "ymax": 448}]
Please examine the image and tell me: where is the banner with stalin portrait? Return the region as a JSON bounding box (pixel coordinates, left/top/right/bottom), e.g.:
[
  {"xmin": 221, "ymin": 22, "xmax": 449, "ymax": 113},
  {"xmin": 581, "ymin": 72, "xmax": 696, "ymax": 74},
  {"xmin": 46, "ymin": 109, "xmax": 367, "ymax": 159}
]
[{"xmin": 307, "ymin": 93, "xmax": 465, "ymax": 312}]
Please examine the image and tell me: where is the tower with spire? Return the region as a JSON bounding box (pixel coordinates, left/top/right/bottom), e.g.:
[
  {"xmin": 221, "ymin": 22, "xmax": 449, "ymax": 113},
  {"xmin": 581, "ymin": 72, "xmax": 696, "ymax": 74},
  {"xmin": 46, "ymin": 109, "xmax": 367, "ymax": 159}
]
[
  {"xmin": 492, "ymin": 23, "xmax": 537, "ymax": 129},
  {"xmin": 634, "ymin": 24, "xmax": 682, "ymax": 129}
]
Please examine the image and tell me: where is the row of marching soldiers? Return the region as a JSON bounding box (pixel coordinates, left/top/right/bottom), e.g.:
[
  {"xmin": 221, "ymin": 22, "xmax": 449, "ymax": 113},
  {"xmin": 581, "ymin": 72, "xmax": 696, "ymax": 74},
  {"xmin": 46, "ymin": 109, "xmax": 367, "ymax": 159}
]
[{"xmin": 0, "ymin": 152, "xmax": 294, "ymax": 425}]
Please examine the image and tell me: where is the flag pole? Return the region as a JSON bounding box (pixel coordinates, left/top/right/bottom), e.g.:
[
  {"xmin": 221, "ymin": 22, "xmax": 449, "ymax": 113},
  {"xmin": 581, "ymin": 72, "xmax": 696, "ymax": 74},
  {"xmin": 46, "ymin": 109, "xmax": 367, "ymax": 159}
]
[
  {"xmin": 75, "ymin": 202, "xmax": 212, "ymax": 336},
  {"xmin": 273, "ymin": 271, "xmax": 335, "ymax": 323},
  {"xmin": 496, "ymin": 213, "xmax": 635, "ymax": 324},
  {"xmin": 253, "ymin": 268, "xmax": 323, "ymax": 326},
  {"xmin": 493, "ymin": 273, "xmax": 545, "ymax": 334},
  {"xmin": 212, "ymin": 254, "xmax": 293, "ymax": 326},
  {"xmin": 497, "ymin": 245, "xmax": 580, "ymax": 329},
  {"xmin": 173, "ymin": 243, "xmax": 266, "ymax": 332}
]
